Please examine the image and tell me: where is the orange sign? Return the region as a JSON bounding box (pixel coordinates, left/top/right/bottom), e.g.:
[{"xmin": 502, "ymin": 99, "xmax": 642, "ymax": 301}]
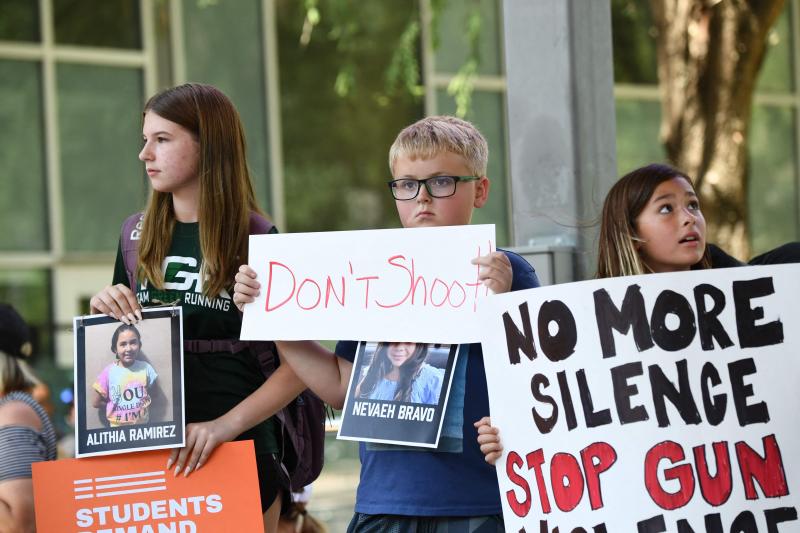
[{"xmin": 32, "ymin": 440, "xmax": 264, "ymax": 533}]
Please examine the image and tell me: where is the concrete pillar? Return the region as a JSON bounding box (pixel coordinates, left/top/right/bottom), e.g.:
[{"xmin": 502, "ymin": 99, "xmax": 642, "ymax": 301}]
[{"xmin": 503, "ymin": 0, "xmax": 617, "ymax": 281}]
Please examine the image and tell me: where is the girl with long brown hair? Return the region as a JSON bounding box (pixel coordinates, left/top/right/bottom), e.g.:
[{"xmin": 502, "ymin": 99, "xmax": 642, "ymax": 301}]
[
  {"xmin": 89, "ymin": 83, "xmax": 304, "ymax": 531},
  {"xmin": 355, "ymin": 342, "xmax": 443, "ymax": 405}
]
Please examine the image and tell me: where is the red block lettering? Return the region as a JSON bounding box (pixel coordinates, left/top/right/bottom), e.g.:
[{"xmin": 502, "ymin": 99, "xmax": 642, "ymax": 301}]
[
  {"xmin": 693, "ymin": 441, "xmax": 732, "ymax": 506},
  {"xmin": 581, "ymin": 442, "xmax": 617, "ymax": 510},
  {"xmin": 550, "ymin": 452, "xmax": 585, "ymax": 512},
  {"xmin": 506, "ymin": 451, "xmax": 532, "ymax": 517},
  {"xmin": 735, "ymin": 434, "xmax": 789, "ymax": 500},
  {"xmin": 644, "ymin": 441, "xmax": 695, "ymax": 510}
]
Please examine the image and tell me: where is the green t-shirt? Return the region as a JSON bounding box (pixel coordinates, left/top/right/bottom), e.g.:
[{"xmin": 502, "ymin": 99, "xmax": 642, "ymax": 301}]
[{"xmin": 112, "ymin": 220, "xmax": 279, "ymax": 454}]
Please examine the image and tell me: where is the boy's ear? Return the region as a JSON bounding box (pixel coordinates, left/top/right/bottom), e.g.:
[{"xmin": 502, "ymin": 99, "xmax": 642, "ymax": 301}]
[{"xmin": 473, "ymin": 176, "xmax": 490, "ymax": 208}]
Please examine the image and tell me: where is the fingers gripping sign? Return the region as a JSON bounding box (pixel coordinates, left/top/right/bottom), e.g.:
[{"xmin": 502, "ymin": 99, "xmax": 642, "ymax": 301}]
[
  {"xmin": 167, "ymin": 418, "xmax": 238, "ymax": 477},
  {"xmin": 233, "ymin": 264, "xmax": 260, "ymax": 312},
  {"xmin": 471, "ymin": 251, "xmax": 513, "ymax": 295},
  {"xmin": 475, "ymin": 416, "xmax": 503, "ymax": 465},
  {"xmin": 89, "ymin": 283, "xmax": 142, "ymax": 324}
]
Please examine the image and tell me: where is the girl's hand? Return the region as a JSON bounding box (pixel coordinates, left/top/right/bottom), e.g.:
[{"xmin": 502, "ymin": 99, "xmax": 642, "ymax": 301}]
[
  {"xmin": 233, "ymin": 265, "xmax": 260, "ymax": 312},
  {"xmin": 166, "ymin": 418, "xmax": 238, "ymax": 477},
  {"xmin": 474, "ymin": 416, "xmax": 503, "ymax": 465},
  {"xmin": 471, "ymin": 252, "xmax": 513, "ymax": 294},
  {"xmin": 90, "ymin": 284, "xmax": 142, "ymax": 324}
]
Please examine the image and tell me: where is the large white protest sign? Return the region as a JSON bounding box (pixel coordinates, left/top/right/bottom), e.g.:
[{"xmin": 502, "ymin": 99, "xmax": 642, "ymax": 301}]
[
  {"xmin": 241, "ymin": 224, "xmax": 495, "ymax": 343},
  {"xmin": 482, "ymin": 264, "xmax": 799, "ymax": 532}
]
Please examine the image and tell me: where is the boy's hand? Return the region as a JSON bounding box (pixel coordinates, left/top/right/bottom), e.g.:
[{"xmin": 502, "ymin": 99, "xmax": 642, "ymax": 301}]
[
  {"xmin": 90, "ymin": 284, "xmax": 142, "ymax": 324},
  {"xmin": 166, "ymin": 418, "xmax": 238, "ymax": 477},
  {"xmin": 474, "ymin": 416, "xmax": 503, "ymax": 465},
  {"xmin": 233, "ymin": 264, "xmax": 260, "ymax": 312},
  {"xmin": 471, "ymin": 252, "xmax": 512, "ymax": 294}
]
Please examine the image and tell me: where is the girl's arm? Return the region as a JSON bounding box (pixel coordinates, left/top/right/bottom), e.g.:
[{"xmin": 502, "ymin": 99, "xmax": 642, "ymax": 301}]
[
  {"xmin": 167, "ymin": 362, "xmax": 306, "ymax": 477},
  {"xmin": 91, "ymin": 389, "xmax": 107, "ymax": 409},
  {"xmin": 474, "ymin": 416, "xmax": 503, "ymax": 465}
]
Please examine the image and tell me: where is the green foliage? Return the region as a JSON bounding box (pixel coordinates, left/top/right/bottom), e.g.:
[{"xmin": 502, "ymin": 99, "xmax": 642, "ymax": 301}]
[
  {"xmin": 276, "ymin": 0, "xmax": 423, "ymax": 232},
  {"xmin": 386, "ymin": 20, "xmax": 423, "ymax": 98},
  {"xmin": 446, "ymin": 2, "xmax": 482, "ymax": 117},
  {"xmin": 610, "ymin": 0, "xmax": 658, "ymax": 84},
  {"xmin": 299, "ymin": 0, "xmax": 484, "ymax": 116}
]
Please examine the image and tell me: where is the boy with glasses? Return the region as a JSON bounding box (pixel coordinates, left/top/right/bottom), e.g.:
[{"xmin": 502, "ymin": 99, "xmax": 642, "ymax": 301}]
[{"xmin": 234, "ymin": 116, "xmax": 540, "ymax": 532}]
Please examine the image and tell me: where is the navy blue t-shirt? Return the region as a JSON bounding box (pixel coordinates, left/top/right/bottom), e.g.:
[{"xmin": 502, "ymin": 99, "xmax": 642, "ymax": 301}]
[{"xmin": 335, "ymin": 250, "xmax": 540, "ymax": 516}]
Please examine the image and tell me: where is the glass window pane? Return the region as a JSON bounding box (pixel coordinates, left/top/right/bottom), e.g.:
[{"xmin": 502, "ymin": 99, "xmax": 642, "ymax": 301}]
[
  {"xmin": 53, "ymin": 0, "xmax": 141, "ymax": 49},
  {"xmin": 277, "ymin": 0, "xmax": 423, "ymax": 232},
  {"xmin": 756, "ymin": 5, "xmax": 793, "ymax": 93},
  {"xmin": 0, "ymin": 0, "xmax": 40, "ymax": 41},
  {"xmin": 181, "ymin": 0, "xmax": 271, "ymax": 211},
  {"xmin": 748, "ymin": 105, "xmax": 797, "ymax": 254},
  {"xmin": 614, "ymin": 98, "xmax": 665, "ymax": 175},
  {"xmin": 611, "ymin": 0, "xmax": 658, "ymax": 84},
  {"xmin": 0, "ymin": 60, "xmax": 48, "ymax": 251},
  {"xmin": 434, "ymin": 0, "xmax": 503, "ymax": 77},
  {"xmin": 57, "ymin": 64, "xmax": 146, "ymax": 252},
  {"xmin": 436, "ymin": 89, "xmax": 509, "ymax": 246}
]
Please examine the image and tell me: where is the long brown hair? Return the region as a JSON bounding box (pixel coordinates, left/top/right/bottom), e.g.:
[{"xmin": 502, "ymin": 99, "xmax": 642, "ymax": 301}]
[
  {"xmin": 137, "ymin": 83, "xmax": 264, "ymax": 297},
  {"xmin": 597, "ymin": 163, "xmax": 711, "ymax": 278},
  {"xmin": 356, "ymin": 342, "xmax": 428, "ymax": 402}
]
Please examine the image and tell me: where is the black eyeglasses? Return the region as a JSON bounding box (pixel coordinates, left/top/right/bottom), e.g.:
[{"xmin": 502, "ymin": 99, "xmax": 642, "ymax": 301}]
[{"xmin": 388, "ymin": 176, "xmax": 479, "ymax": 200}]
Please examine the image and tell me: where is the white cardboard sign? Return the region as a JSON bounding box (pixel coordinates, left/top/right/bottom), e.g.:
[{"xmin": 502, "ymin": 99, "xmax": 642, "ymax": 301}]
[
  {"xmin": 482, "ymin": 264, "xmax": 800, "ymax": 532},
  {"xmin": 241, "ymin": 224, "xmax": 496, "ymax": 343}
]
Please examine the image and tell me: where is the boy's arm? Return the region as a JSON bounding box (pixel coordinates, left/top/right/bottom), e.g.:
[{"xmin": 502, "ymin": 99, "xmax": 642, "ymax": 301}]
[
  {"xmin": 167, "ymin": 363, "xmax": 306, "ymax": 477},
  {"xmin": 275, "ymin": 341, "xmax": 352, "ymax": 409},
  {"xmin": 233, "ymin": 264, "xmax": 353, "ymax": 408}
]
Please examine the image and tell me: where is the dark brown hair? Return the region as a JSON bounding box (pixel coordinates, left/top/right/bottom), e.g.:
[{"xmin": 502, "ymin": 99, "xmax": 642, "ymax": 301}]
[
  {"xmin": 597, "ymin": 163, "xmax": 711, "ymax": 278},
  {"xmin": 356, "ymin": 343, "xmax": 429, "ymax": 402}
]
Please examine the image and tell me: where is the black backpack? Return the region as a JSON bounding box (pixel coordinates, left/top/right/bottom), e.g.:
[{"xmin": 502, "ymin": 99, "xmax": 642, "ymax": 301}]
[{"xmin": 120, "ymin": 212, "xmax": 326, "ymax": 490}]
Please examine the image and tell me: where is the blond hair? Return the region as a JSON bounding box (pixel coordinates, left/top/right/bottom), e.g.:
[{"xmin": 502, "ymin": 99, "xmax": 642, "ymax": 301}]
[
  {"xmin": 389, "ymin": 116, "xmax": 488, "ymax": 176},
  {"xmin": 0, "ymin": 351, "xmax": 30, "ymax": 395},
  {"xmin": 137, "ymin": 83, "xmax": 265, "ymax": 297}
]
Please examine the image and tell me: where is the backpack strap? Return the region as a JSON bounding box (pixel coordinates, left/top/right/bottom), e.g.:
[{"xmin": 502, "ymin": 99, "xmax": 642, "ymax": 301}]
[
  {"xmin": 120, "ymin": 212, "xmax": 271, "ymax": 290},
  {"xmin": 248, "ymin": 212, "xmax": 275, "ymax": 236},
  {"xmin": 120, "ymin": 213, "xmax": 144, "ymax": 290}
]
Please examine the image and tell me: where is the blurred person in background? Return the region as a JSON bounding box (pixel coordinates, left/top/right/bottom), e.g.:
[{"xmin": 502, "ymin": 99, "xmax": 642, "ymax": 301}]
[
  {"xmin": 278, "ymin": 485, "xmax": 327, "ymax": 533},
  {"xmin": 0, "ymin": 304, "xmax": 57, "ymax": 532}
]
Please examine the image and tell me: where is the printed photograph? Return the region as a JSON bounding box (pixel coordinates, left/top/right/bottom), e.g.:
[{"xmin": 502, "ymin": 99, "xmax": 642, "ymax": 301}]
[
  {"xmin": 74, "ymin": 307, "xmax": 184, "ymax": 457},
  {"xmin": 338, "ymin": 341, "xmax": 459, "ymax": 447}
]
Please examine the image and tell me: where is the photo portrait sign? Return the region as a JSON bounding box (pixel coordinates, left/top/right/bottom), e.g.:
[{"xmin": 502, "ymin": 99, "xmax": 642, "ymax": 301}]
[
  {"xmin": 481, "ymin": 264, "xmax": 800, "ymax": 532},
  {"xmin": 240, "ymin": 224, "xmax": 496, "ymax": 343},
  {"xmin": 74, "ymin": 307, "xmax": 184, "ymax": 457},
  {"xmin": 338, "ymin": 341, "xmax": 460, "ymax": 447},
  {"xmin": 32, "ymin": 440, "xmax": 263, "ymax": 533}
]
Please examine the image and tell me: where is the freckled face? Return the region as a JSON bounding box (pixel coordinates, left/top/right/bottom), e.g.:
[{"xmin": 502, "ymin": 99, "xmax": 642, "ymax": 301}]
[
  {"xmin": 635, "ymin": 177, "xmax": 707, "ymax": 273},
  {"xmin": 392, "ymin": 152, "xmax": 489, "ymax": 228},
  {"xmin": 115, "ymin": 330, "xmax": 141, "ymax": 367},
  {"xmin": 138, "ymin": 111, "xmax": 200, "ymax": 197},
  {"xmin": 386, "ymin": 342, "xmax": 418, "ymax": 368}
]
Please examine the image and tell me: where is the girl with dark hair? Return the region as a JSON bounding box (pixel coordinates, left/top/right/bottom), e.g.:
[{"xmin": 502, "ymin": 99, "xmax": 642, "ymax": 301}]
[
  {"xmin": 477, "ymin": 163, "xmax": 711, "ymax": 464},
  {"xmin": 88, "ymin": 83, "xmax": 304, "ymax": 530},
  {"xmin": 596, "ymin": 163, "xmax": 711, "ymax": 277},
  {"xmin": 355, "ymin": 343, "xmax": 443, "ymax": 405},
  {"xmin": 92, "ymin": 324, "xmax": 157, "ymax": 426}
]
